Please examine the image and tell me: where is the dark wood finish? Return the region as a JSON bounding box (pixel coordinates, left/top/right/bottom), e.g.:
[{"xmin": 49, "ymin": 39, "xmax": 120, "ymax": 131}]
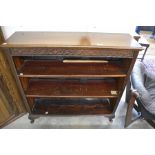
[
  {"xmin": 32, "ymin": 98, "xmax": 113, "ymax": 115},
  {"xmin": 1, "ymin": 32, "xmax": 142, "ymax": 124},
  {"xmin": 19, "ymin": 77, "xmax": 29, "ymax": 91},
  {"xmin": 113, "ymin": 51, "xmax": 139, "ymax": 114},
  {"xmin": 126, "ymin": 79, "xmax": 131, "ymax": 103},
  {"xmin": 125, "ymin": 90, "xmax": 138, "ymax": 127},
  {"xmin": 10, "ymin": 48, "xmax": 135, "ymax": 58},
  {"xmin": 26, "ymin": 98, "xmax": 35, "ymax": 109},
  {"xmin": 26, "ymin": 79, "xmax": 119, "ymax": 98},
  {"xmin": 13, "ymin": 56, "xmax": 24, "ymax": 70},
  {"xmin": 18, "ymin": 60, "xmax": 127, "ymax": 78},
  {"xmin": 125, "ymin": 89, "xmax": 141, "ymax": 127}
]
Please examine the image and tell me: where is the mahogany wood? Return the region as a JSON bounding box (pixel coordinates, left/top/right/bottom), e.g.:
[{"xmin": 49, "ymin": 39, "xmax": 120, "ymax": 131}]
[
  {"xmin": 0, "ymin": 32, "xmax": 142, "ymax": 123},
  {"xmin": 2, "ymin": 32, "xmax": 142, "ymax": 50},
  {"xmin": 26, "ymin": 79, "xmax": 119, "ymax": 98},
  {"xmin": 10, "ymin": 48, "xmax": 134, "ymax": 58},
  {"xmin": 32, "ymin": 98, "xmax": 113, "ymax": 115},
  {"xmin": 13, "ymin": 56, "xmax": 24, "ymax": 70},
  {"xmin": 18, "ymin": 60, "xmax": 127, "ymax": 78}
]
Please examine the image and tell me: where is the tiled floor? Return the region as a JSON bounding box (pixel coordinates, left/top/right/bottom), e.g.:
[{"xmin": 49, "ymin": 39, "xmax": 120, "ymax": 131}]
[{"xmin": 4, "ymin": 31, "xmax": 155, "ymax": 129}]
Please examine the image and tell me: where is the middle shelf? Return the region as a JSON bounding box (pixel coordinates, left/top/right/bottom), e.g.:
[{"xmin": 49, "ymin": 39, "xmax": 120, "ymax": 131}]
[{"xmin": 25, "ymin": 78, "xmax": 119, "ymax": 98}]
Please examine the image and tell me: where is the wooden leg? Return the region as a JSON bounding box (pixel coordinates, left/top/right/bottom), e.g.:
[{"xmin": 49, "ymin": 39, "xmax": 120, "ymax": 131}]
[
  {"xmin": 28, "ymin": 115, "xmax": 39, "ymax": 124},
  {"xmin": 125, "ymin": 79, "xmax": 131, "ymax": 104},
  {"xmin": 108, "ymin": 114, "xmax": 115, "ymax": 123},
  {"xmin": 109, "ymin": 117, "xmax": 113, "ymax": 122},
  {"xmin": 125, "ymin": 91, "xmax": 138, "ymax": 128},
  {"xmin": 30, "ymin": 119, "xmax": 34, "ymax": 124}
]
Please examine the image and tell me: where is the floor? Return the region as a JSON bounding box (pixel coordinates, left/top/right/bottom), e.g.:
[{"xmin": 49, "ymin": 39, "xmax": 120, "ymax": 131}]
[{"xmin": 4, "ymin": 31, "xmax": 155, "ymax": 129}]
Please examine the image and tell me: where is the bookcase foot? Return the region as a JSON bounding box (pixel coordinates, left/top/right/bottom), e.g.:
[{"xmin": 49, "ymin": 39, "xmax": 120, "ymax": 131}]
[
  {"xmin": 28, "ymin": 115, "xmax": 39, "ymax": 124},
  {"xmin": 30, "ymin": 119, "xmax": 34, "ymax": 124},
  {"xmin": 109, "ymin": 116, "xmax": 115, "ymax": 122},
  {"xmin": 109, "ymin": 118, "xmax": 113, "ymax": 122}
]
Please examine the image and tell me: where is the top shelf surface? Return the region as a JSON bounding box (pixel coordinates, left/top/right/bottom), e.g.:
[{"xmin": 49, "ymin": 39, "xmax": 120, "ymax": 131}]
[{"xmin": 1, "ymin": 31, "xmax": 142, "ymax": 50}]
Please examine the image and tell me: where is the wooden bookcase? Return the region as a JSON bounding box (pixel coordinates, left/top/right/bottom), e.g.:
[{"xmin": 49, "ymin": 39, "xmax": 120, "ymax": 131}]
[{"xmin": 1, "ymin": 32, "xmax": 142, "ymax": 123}]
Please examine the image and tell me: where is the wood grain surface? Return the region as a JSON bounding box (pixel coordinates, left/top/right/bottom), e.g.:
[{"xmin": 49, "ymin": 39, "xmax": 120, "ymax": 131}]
[
  {"xmin": 18, "ymin": 60, "xmax": 127, "ymax": 78},
  {"xmin": 32, "ymin": 98, "xmax": 114, "ymax": 115},
  {"xmin": 0, "ymin": 28, "xmax": 26, "ymax": 127},
  {"xmin": 26, "ymin": 79, "xmax": 119, "ymax": 98},
  {"xmin": 1, "ymin": 32, "xmax": 142, "ymax": 50}
]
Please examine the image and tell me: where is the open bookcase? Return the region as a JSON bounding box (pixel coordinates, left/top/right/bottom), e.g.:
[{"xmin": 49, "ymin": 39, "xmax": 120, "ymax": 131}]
[{"xmin": 1, "ymin": 32, "xmax": 142, "ymax": 123}]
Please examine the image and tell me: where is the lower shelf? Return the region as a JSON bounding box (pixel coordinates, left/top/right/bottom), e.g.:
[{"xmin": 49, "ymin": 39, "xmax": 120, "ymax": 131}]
[{"xmin": 31, "ymin": 98, "xmax": 114, "ymax": 115}]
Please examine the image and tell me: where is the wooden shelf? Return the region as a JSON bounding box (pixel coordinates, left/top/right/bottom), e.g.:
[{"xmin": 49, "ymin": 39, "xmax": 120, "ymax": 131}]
[
  {"xmin": 18, "ymin": 60, "xmax": 127, "ymax": 78},
  {"xmin": 26, "ymin": 79, "xmax": 119, "ymax": 98},
  {"xmin": 32, "ymin": 98, "xmax": 114, "ymax": 115}
]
